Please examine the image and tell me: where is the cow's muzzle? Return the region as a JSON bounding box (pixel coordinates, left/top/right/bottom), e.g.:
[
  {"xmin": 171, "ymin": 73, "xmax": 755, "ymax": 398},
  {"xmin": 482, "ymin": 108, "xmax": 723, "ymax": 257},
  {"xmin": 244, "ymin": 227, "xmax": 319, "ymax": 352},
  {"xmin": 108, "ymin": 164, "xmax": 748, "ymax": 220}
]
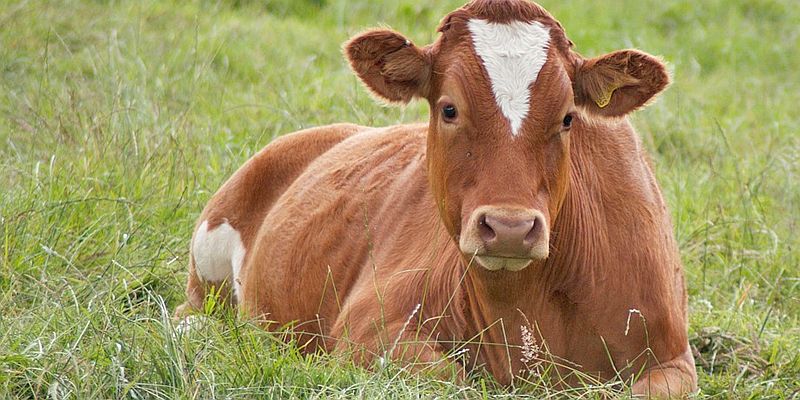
[{"xmin": 459, "ymin": 206, "xmax": 550, "ymax": 271}]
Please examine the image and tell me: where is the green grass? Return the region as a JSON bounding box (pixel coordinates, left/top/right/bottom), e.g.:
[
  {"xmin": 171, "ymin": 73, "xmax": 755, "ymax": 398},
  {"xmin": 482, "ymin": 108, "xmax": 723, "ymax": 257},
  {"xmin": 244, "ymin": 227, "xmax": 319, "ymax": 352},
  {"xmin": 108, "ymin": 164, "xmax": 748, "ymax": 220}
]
[{"xmin": 1, "ymin": 0, "xmax": 798, "ymax": 398}]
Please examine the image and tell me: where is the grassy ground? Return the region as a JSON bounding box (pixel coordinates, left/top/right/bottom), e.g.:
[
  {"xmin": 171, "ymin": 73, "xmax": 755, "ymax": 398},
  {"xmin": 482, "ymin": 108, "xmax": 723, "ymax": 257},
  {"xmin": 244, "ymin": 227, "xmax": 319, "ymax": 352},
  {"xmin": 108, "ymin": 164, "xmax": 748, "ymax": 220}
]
[{"xmin": 1, "ymin": 0, "xmax": 798, "ymax": 398}]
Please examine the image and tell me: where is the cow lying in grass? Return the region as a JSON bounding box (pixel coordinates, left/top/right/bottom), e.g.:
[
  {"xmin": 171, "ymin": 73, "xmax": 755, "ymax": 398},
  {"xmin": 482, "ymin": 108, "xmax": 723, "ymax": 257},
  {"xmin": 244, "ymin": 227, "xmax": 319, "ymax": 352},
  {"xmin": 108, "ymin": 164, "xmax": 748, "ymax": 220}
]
[{"xmin": 176, "ymin": 0, "xmax": 697, "ymax": 397}]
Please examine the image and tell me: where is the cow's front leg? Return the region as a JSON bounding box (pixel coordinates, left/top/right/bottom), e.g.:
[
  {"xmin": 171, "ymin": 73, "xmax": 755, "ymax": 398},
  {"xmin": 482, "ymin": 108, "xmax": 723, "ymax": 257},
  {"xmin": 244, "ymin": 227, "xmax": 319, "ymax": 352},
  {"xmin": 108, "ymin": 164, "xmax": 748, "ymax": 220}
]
[
  {"xmin": 333, "ymin": 318, "xmax": 465, "ymax": 381},
  {"xmin": 383, "ymin": 335, "xmax": 465, "ymax": 381},
  {"xmin": 631, "ymin": 347, "xmax": 697, "ymax": 399}
]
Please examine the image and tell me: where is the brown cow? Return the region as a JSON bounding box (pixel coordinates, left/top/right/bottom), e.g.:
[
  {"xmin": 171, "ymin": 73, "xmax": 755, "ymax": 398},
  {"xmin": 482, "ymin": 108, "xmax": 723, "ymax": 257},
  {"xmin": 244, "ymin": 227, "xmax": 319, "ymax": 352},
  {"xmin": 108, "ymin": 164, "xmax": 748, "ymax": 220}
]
[{"xmin": 176, "ymin": 0, "xmax": 697, "ymax": 397}]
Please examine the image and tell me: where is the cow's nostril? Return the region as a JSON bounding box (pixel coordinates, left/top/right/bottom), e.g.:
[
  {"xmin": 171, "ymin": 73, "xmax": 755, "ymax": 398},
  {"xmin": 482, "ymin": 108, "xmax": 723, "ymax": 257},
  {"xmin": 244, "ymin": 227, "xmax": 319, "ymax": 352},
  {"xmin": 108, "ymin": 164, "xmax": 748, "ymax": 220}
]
[
  {"xmin": 524, "ymin": 215, "xmax": 544, "ymax": 245},
  {"xmin": 478, "ymin": 214, "xmax": 497, "ymax": 242}
]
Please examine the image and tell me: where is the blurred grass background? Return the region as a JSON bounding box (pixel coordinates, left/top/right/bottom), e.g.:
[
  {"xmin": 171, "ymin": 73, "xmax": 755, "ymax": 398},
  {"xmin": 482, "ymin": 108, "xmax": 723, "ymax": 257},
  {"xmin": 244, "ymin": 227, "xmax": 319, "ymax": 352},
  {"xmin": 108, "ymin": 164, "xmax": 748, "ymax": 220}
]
[{"xmin": 1, "ymin": 0, "xmax": 798, "ymax": 398}]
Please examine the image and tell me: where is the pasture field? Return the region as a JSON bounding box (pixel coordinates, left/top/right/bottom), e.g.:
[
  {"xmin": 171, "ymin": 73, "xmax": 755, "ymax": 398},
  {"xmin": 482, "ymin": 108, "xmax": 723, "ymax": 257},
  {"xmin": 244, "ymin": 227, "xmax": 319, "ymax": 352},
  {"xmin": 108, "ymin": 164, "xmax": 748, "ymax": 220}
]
[{"xmin": 1, "ymin": 0, "xmax": 798, "ymax": 398}]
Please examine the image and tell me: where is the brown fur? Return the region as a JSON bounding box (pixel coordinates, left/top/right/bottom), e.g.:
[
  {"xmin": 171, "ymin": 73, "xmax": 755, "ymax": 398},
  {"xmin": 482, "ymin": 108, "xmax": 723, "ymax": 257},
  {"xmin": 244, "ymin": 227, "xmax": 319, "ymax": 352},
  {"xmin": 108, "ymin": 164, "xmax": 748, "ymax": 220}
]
[
  {"xmin": 465, "ymin": 0, "xmax": 552, "ymax": 23},
  {"xmin": 178, "ymin": 1, "xmax": 696, "ymax": 397}
]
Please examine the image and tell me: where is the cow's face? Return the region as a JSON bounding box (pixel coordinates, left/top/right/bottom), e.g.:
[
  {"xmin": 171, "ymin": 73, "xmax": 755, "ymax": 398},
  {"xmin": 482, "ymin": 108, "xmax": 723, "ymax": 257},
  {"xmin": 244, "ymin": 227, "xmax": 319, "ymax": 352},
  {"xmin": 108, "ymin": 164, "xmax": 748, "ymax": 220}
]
[{"xmin": 346, "ymin": 0, "xmax": 669, "ymax": 271}]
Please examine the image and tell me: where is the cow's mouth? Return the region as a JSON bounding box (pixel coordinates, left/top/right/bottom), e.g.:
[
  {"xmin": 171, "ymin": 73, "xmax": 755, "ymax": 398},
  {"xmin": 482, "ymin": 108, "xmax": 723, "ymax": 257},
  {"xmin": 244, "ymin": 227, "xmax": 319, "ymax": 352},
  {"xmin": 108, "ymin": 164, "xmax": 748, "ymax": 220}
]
[{"xmin": 471, "ymin": 255, "xmax": 533, "ymax": 272}]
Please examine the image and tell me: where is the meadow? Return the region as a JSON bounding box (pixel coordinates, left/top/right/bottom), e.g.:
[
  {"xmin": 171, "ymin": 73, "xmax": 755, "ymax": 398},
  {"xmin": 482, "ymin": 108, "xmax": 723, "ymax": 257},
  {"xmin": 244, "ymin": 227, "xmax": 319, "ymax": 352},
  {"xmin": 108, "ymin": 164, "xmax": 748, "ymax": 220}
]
[{"xmin": 1, "ymin": 0, "xmax": 798, "ymax": 398}]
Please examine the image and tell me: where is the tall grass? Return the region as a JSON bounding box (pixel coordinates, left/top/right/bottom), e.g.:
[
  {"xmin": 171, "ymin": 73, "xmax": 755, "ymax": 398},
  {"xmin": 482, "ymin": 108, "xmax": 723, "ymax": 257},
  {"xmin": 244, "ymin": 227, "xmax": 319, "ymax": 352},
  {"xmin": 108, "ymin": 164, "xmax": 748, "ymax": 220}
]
[{"xmin": 1, "ymin": 0, "xmax": 798, "ymax": 398}]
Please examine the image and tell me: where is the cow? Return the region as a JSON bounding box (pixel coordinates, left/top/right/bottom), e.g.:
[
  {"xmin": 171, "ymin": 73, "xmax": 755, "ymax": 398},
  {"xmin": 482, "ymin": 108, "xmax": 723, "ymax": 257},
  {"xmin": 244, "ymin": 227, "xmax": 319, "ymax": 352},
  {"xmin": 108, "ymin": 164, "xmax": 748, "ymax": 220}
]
[{"xmin": 175, "ymin": 0, "xmax": 698, "ymax": 397}]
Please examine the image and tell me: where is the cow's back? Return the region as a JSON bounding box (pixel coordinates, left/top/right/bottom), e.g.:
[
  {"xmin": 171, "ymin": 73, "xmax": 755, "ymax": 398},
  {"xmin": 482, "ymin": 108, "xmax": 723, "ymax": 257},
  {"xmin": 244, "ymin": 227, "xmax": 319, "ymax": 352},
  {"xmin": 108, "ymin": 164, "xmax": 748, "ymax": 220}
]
[{"xmin": 199, "ymin": 123, "xmax": 364, "ymax": 245}]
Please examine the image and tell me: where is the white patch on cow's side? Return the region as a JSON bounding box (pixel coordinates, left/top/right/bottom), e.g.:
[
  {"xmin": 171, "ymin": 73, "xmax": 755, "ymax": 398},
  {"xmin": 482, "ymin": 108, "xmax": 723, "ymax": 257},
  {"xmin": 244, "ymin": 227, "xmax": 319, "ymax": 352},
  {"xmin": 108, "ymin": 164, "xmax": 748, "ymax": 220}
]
[
  {"xmin": 467, "ymin": 19, "xmax": 551, "ymax": 136},
  {"xmin": 192, "ymin": 220, "xmax": 246, "ymax": 301}
]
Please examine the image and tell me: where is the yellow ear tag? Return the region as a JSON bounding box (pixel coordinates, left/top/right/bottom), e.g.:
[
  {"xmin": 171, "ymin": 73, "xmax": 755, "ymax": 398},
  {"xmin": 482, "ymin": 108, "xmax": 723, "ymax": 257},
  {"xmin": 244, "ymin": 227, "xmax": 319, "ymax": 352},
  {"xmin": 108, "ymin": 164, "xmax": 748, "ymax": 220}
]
[{"xmin": 595, "ymin": 86, "xmax": 617, "ymax": 108}]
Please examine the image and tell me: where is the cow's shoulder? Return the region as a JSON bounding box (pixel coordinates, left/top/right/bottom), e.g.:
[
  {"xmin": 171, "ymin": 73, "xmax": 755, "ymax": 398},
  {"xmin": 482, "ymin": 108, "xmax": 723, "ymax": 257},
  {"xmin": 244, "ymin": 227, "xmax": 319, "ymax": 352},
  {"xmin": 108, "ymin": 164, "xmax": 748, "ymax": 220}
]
[
  {"xmin": 249, "ymin": 121, "xmax": 430, "ymax": 256},
  {"xmin": 289, "ymin": 122, "xmax": 428, "ymax": 192}
]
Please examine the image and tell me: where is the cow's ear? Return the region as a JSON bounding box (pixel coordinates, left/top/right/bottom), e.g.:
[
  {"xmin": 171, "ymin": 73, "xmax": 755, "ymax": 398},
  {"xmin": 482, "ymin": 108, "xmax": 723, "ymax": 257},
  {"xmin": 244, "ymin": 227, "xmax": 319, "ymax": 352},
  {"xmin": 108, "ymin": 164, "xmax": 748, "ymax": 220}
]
[
  {"xmin": 573, "ymin": 50, "xmax": 669, "ymax": 117},
  {"xmin": 344, "ymin": 29, "xmax": 432, "ymax": 104}
]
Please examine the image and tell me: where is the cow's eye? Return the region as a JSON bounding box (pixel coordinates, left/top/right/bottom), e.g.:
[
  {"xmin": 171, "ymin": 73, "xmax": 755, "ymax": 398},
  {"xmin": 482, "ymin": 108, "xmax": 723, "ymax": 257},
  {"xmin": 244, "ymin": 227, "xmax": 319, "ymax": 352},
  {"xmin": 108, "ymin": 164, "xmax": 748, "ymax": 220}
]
[
  {"xmin": 442, "ymin": 104, "xmax": 458, "ymax": 122},
  {"xmin": 562, "ymin": 114, "xmax": 573, "ymax": 129}
]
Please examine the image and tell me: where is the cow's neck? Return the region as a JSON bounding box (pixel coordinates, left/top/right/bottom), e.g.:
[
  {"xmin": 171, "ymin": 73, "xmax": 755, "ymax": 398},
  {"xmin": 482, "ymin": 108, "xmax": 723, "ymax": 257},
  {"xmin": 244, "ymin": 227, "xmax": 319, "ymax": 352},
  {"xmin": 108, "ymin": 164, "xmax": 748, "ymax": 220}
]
[
  {"xmin": 459, "ymin": 146, "xmax": 612, "ymax": 322},
  {"xmin": 452, "ymin": 119, "xmax": 655, "ymax": 379}
]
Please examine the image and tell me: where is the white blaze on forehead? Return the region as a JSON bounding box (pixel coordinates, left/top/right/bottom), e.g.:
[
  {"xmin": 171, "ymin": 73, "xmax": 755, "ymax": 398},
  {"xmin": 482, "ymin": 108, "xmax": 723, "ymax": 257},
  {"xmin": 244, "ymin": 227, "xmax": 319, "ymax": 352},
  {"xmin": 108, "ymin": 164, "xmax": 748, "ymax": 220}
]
[
  {"xmin": 192, "ymin": 220, "xmax": 246, "ymax": 301},
  {"xmin": 467, "ymin": 19, "xmax": 551, "ymax": 136}
]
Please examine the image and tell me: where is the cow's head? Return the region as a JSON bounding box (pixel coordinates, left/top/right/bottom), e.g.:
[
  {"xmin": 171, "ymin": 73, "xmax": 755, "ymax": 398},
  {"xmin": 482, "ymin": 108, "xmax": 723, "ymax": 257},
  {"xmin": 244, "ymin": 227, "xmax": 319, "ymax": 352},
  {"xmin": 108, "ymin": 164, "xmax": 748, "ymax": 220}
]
[{"xmin": 345, "ymin": 0, "xmax": 668, "ymax": 271}]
